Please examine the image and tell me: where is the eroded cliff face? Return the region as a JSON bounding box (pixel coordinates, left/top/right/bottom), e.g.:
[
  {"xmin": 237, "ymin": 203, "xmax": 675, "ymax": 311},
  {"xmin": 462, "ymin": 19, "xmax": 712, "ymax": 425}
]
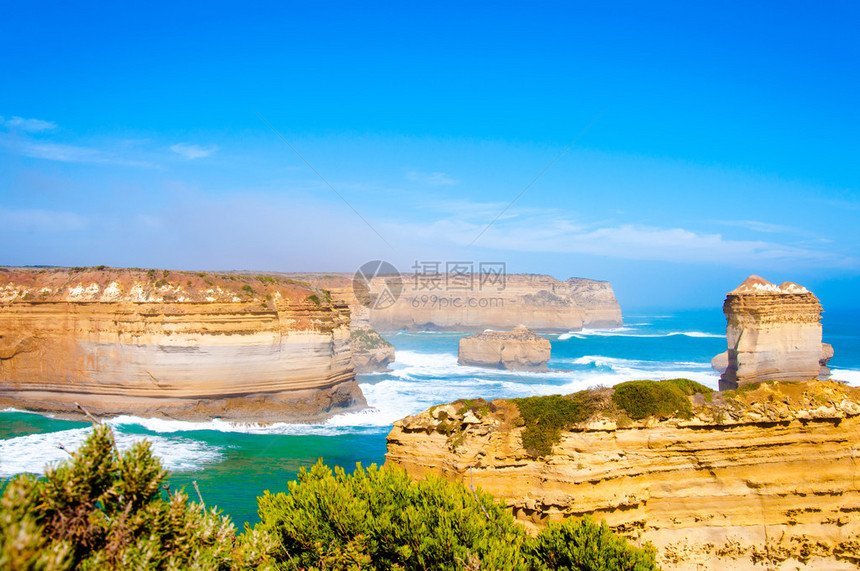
[
  {"xmin": 0, "ymin": 268, "xmax": 365, "ymax": 421},
  {"xmin": 386, "ymin": 381, "xmax": 860, "ymax": 570},
  {"xmin": 458, "ymin": 326, "xmax": 551, "ymax": 370},
  {"xmin": 368, "ymin": 274, "xmax": 622, "ymax": 332},
  {"xmin": 720, "ymin": 276, "xmax": 826, "ymax": 390},
  {"xmin": 277, "ymin": 273, "xmax": 395, "ymax": 373}
]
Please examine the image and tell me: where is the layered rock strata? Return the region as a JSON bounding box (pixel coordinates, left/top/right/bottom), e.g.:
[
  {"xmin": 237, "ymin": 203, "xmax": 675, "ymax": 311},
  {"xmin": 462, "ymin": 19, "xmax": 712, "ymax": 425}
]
[
  {"xmin": 279, "ymin": 273, "xmax": 622, "ymax": 332},
  {"xmin": 277, "ymin": 273, "xmax": 395, "ymax": 373},
  {"xmin": 458, "ymin": 326, "xmax": 551, "ymax": 370},
  {"xmin": 719, "ymin": 276, "xmax": 828, "ymax": 391},
  {"xmin": 386, "ymin": 381, "xmax": 860, "ymax": 570},
  {"xmin": 0, "ymin": 268, "xmax": 365, "ymax": 421}
]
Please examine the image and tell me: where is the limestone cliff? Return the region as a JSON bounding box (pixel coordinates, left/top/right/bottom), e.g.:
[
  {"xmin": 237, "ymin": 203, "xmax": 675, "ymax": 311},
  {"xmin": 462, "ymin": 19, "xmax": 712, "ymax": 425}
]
[
  {"xmin": 719, "ymin": 276, "xmax": 828, "ymax": 390},
  {"xmin": 387, "ymin": 381, "xmax": 860, "ymax": 570},
  {"xmin": 276, "ymin": 273, "xmax": 395, "ymax": 373},
  {"xmin": 367, "ymin": 274, "xmax": 622, "ymax": 332},
  {"xmin": 0, "ymin": 267, "xmax": 365, "ymax": 421},
  {"xmin": 458, "ymin": 326, "xmax": 551, "ymax": 370}
]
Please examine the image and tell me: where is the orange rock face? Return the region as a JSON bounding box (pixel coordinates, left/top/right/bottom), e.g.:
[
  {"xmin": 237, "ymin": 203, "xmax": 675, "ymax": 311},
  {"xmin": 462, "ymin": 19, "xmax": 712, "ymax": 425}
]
[
  {"xmin": 386, "ymin": 381, "xmax": 860, "ymax": 570},
  {"xmin": 720, "ymin": 276, "xmax": 827, "ymax": 390},
  {"xmin": 0, "ymin": 268, "xmax": 364, "ymax": 421}
]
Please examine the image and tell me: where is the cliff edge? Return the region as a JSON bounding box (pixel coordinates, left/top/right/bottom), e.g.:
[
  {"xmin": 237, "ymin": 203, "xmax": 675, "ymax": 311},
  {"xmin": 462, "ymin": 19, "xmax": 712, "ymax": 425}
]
[
  {"xmin": 386, "ymin": 380, "xmax": 860, "ymax": 570},
  {"xmin": 0, "ymin": 267, "xmax": 366, "ymax": 421}
]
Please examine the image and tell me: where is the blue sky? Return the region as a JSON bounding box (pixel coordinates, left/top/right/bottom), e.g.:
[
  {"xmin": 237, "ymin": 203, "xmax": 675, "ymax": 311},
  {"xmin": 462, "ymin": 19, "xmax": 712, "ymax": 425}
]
[{"xmin": 1, "ymin": 1, "xmax": 858, "ymax": 309}]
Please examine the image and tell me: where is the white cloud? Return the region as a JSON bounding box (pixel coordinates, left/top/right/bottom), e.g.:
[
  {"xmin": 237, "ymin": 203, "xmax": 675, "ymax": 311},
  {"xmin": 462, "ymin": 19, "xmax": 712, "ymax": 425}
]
[
  {"xmin": 0, "ymin": 116, "xmax": 58, "ymax": 132},
  {"xmin": 170, "ymin": 143, "xmax": 218, "ymax": 159},
  {"xmin": 379, "ymin": 203, "xmax": 857, "ymax": 271},
  {"xmin": 481, "ymin": 221, "xmax": 856, "ymax": 268},
  {"xmin": 405, "ymin": 170, "xmax": 458, "ymax": 185},
  {"xmin": 0, "ymin": 208, "xmax": 86, "ymax": 232},
  {"xmin": 13, "ymin": 140, "xmax": 154, "ymax": 167}
]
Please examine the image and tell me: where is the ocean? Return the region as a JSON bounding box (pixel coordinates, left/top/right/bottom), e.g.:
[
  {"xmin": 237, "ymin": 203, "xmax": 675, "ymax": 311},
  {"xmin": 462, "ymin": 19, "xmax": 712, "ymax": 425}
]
[{"xmin": 2, "ymin": 308, "xmax": 859, "ymax": 527}]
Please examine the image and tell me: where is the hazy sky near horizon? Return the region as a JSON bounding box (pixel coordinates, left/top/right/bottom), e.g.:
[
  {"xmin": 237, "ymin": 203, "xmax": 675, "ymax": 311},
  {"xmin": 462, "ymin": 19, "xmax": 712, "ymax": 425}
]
[{"xmin": 2, "ymin": 1, "xmax": 858, "ymax": 309}]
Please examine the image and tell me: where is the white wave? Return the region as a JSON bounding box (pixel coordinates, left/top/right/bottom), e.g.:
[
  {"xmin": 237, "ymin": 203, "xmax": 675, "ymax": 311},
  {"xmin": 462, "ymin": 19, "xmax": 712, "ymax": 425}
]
[
  {"xmin": 0, "ymin": 427, "xmax": 224, "ymax": 478},
  {"xmin": 107, "ymin": 415, "xmax": 387, "ymax": 437},
  {"xmin": 558, "ymin": 328, "xmax": 722, "ymax": 339},
  {"xmin": 1, "ymin": 407, "xmax": 52, "ymax": 416},
  {"xmin": 667, "ymin": 331, "xmax": 724, "ymax": 339},
  {"xmin": 557, "ymin": 332, "xmax": 584, "ymax": 340},
  {"xmin": 831, "ymin": 369, "xmax": 860, "ymax": 387}
]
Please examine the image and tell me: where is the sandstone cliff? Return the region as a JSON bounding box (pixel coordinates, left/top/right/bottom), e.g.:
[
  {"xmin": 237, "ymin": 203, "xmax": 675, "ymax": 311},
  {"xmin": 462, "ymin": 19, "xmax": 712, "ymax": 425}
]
[
  {"xmin": 387, "ymin": 380, "xmax": 860, "ymax": 570},
  {"xmin": 367, "ymin": 273, "xmax": 621, "ymax": 332},
  {"xmin": 275, "ymin": 273, "xmax": 395, "ymax": 373},
  {"xmin": 458, "ymin": 326, "xmax": 551, "ymax": 370},
  {"xmin": 719, "ymin": 276, "xmax": 828, "ymax": 390},
  {"xmin": 0, "ymin": 267, "xmax": 366, "ymax": 421}
]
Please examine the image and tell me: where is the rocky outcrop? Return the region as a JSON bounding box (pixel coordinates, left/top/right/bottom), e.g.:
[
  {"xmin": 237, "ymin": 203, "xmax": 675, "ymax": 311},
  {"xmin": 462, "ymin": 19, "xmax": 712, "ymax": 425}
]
[
  {"xmin": 458, "ymin": 326, "xmax": 551, "ymax": 370},
  {"xmin": 349, "ymin": 305, "xmax": 395, "ymax": 373},
  {"xmin": 719, "ymin": 276, "xmax": 829, "ymax": 391},
  {"xmin": 386, "ymin": 381, "xmax": 860, "ymax": 570},
  {"xmin": 366, "ymin": 274, "xmax": 622, "ymax": 332},
  {"xmin": 0, "ymin": 268, "xmax": 366, "ymax": 421}
]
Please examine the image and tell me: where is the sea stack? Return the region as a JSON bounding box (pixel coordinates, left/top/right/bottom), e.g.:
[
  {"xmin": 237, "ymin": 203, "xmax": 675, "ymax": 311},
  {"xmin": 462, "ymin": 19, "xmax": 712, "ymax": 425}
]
[
  {"xmin": 719, "ymin": 275, "xmax": 829, "ymax": 390},
  {"xmin": 458, "ymin": 326, "xmax": 551, "ymax": 370}
]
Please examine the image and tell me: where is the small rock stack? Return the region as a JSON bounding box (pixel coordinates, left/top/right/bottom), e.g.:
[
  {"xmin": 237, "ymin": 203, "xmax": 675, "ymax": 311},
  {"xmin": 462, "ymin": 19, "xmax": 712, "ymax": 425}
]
[
  {"xmin": 458, "ymin": 326, "xmax": 551, "ymax": 370},
  {"xmin": 718, "ymin": 275, "xmax": 832, "ymax": 390}
]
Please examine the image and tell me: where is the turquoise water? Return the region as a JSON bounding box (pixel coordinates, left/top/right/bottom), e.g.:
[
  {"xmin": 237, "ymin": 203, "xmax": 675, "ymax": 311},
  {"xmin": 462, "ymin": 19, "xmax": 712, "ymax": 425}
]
[{"xmin": 2, "ymin": 309, "xmax": 858, "ymax": 528}]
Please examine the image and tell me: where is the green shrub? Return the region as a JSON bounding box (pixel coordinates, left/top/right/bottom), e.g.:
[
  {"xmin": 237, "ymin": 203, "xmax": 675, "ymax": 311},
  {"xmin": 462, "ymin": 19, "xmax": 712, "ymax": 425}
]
[
  {"xmin": 350, "ymin": 328, "xmax": 393, "ymax": 350},
  {"xmin": 612, "ymin": 380, "xmax": 693, "ymax": 420},
  {"xmin": 0, "ymin": 425, "xmax": 259, "ymax": 570},
  {"xmin": 253, "ymin": 461, "xmax": 528, "ymax": 571},
  {"xmin": 306, "ymin": 294, "xmax": 321, "ymax": 306},
  {"xmin": 241, "ymin": 285, "xmax": 254, "ymax": 295},
  {"xmin": 661, "ymin": 378, "xmax": 713, "ymax": 396},
  {"xmin": 455, "ymin": 398, "xmax": 492, "ymax": 418},
  {"xmin": 526, "ymin": 516, "xmax": 658, "ymax": 571},
  {"xmin": 514, "ymin": 392, "xmax": 602, "ymax": 457}
]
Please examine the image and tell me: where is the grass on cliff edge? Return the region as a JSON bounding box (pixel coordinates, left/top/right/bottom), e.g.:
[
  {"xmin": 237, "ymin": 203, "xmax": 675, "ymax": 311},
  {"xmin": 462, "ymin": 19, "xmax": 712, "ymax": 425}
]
[{"xmin": 514, "ymin": 379, "xmax": 713, "ymax": 457}]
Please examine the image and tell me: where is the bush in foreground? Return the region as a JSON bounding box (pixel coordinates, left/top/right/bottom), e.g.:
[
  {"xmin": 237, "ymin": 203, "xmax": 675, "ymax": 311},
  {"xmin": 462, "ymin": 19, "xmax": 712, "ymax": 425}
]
[
  {"xmin": 0, "ymin": 424, "xmax": 269, "ymax": 570},
  {"xmin": 254, "ymin": 461, "xmax": 528, "ymax": 570}
]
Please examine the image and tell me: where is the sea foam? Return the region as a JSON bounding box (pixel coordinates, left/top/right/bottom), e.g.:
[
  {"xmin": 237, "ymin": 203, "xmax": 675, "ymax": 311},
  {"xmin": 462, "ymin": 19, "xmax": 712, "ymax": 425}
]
[{"xmin": 0, "ymin": 427, "xmax": 224, "ymax": 478}]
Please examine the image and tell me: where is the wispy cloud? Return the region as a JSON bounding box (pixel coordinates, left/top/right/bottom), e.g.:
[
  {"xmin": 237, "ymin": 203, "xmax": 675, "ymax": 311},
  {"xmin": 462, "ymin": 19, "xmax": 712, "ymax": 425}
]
[
  {"xmin": 382, "ymin": 203, "xmax": 857, "ymax": 270},
  {"xmin": 170, "ymin": 142, "xmax": 218, "ymax": 159},
  {"xmin": 405, "ymin": 170, "xmax": 458, "ymax": 185},
  {"xmin": 0, "ymin": 208, "xmax": 87, "ymax": 232},
  {"xmin": 14, "ymin": 140, "xmax": 154, "ymax": 167},
  {"xmin": 0, "ymin": 115, "xmax": 58, "ymax": 133},
  {"xmin": 718, "ymin": 220, "xmax": 798, "ymax": 234}
]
